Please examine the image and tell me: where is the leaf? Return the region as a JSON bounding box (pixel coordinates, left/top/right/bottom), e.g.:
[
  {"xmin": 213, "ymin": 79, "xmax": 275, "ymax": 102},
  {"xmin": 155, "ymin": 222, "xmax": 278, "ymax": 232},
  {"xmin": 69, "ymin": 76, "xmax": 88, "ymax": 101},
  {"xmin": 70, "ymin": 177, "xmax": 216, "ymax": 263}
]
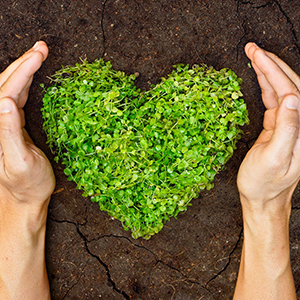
[{"xmin": 41, "ymin": 59, "xmax": 249, "ymax": 239}]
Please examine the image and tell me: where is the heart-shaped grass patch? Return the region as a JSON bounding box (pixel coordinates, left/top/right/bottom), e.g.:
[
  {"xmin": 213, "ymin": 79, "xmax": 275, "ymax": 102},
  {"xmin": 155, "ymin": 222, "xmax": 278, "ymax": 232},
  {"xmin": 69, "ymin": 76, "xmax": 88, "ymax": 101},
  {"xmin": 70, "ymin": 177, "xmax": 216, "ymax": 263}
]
[{"xmin": 42, "ymin": 60, "xmax": 248, "ymax": 239}]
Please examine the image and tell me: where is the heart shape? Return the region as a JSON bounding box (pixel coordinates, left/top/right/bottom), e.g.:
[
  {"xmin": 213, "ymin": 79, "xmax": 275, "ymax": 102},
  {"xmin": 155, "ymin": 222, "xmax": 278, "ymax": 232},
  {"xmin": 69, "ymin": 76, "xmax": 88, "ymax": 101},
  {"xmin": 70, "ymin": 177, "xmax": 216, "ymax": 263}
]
[{"xmin": 42, "ymin": 60, "xmax": 248, "ymax": 239}]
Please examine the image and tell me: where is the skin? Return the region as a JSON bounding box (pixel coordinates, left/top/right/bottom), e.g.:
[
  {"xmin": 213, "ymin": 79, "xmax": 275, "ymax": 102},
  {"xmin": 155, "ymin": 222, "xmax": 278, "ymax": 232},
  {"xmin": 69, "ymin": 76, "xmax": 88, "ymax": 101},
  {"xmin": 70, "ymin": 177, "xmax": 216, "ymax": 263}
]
[
  {"xmin": 0, "ymin": 41, "xmax": 298, "ymax": 299},
  {"xmin": 234, "ymin": 43, "xmax": 300, "ymax": 299},
  {"xmin": 0, "ymin": 41, "xmax": 55, "ymax": 300}
]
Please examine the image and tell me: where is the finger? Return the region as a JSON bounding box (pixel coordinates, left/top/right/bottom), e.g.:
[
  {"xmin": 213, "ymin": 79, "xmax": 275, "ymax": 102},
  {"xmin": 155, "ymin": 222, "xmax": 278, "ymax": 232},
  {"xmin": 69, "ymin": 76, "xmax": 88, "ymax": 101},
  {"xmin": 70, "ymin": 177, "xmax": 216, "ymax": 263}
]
[
  {"xmin": 245, "ymin": 43, "xmax": 278, "ymax": 109},
  {"xmin": 0, "ymin": 50, "xmax": 45, "ymax": 106},
  {"xmin": 18, "ymin": 108, "xmax": 25, "ymax": 128},
  {"xmin": 246, "ymin": 43, "xmax": 300, "ymax": 89},
  {"xmin": 254, "ymin": 107, "xmax": 277, "ymax": 146},
  {"xmin": 265, "ymin": 94, "xmax": 300, "ymax": 168},
  {"xmin": 254, "ymin": 128, "xmax": 273, "ymax": 146},
  {"xmin": 0, "ymin": 97, "xmax": 30, "ymax": 172},
  {"xmin": 245, "ymin": 43, "xmax": 297, "ymax": 109},
  {"xmin": 0, "ymin": 41, "xmax": 48, "ymax": 87},
  {"xmin": 263, "ymin": 107, "xmax": 277, "ymax": 131},
  {"xmin": 264, "ymin": 50, "xmax": 300, "ymax": 90},
  {"xmin": 251, "ymin": 59, "xmax": 279, "ymax": 109},
  {"xmin": 18, "ymin": 76, "xmax": 33, "ymax": 108},
  {"xmin": 250, "ymin": 45, "xmax": 300, "ymax": 105}
]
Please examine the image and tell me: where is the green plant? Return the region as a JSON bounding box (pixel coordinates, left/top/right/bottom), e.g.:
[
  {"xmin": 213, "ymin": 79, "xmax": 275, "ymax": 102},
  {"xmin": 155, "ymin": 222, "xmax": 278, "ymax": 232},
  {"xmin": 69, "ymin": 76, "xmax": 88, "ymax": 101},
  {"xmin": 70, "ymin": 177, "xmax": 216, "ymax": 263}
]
[{"xmin": 41, "ymin": 59, "xmax": 249, "ymax": 239}]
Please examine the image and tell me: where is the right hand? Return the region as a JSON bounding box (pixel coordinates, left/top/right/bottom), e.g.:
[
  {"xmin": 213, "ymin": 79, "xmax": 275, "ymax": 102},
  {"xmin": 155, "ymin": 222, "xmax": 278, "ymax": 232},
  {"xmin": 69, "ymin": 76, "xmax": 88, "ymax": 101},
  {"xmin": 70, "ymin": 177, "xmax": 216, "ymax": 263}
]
[{"xmin": 237, "ymin": 43, "xmax": 300, "ymax": 210}]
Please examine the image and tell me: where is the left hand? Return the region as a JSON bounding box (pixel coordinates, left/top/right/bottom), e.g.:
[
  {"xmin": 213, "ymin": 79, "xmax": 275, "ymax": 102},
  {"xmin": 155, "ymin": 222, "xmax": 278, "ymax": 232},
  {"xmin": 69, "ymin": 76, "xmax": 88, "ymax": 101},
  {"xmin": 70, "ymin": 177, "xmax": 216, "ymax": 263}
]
[
  {"xmin": 0, "ymin": 41, "xmax": 54, "ymax": 300},
  {"xmin": 0, "ymin": 41, "xmax": 55, "ymax": 207}
]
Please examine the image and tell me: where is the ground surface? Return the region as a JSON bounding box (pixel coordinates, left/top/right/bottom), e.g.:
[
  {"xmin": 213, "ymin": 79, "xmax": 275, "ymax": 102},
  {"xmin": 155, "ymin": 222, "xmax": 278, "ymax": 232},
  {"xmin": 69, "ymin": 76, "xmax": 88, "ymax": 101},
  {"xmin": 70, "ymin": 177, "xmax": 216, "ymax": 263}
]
[{"xmin": 1, "ymin": 0, "xmax": 300, "ymax": 299}]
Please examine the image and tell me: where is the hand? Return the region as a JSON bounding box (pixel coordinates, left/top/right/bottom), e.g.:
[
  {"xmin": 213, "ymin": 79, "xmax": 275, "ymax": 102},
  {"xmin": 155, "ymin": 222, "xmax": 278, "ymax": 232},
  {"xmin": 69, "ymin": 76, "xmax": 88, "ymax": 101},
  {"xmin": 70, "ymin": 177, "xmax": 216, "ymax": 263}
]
[
  {"xmin": 237, "ymin": 43, "xmax": 300, "ymax": 209},
  {"xmin": 0, "ymin": 41, "xmax": 55, "ymax": 207},
  {"xmin": 0, "ymin": 42, "xmax": 54, "ymax": 300},
  {"xmin": 233, "ymin": 43, "xmax": 298, "ymax": 300}
]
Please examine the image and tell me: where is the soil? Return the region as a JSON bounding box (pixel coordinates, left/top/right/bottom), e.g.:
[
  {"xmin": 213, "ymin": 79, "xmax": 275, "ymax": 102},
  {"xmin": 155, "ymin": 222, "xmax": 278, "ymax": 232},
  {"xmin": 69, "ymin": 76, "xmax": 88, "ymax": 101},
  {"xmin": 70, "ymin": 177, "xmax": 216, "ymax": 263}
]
[{"xmin": 1, "ymin": 0, "xmax": 300, "ymax": 299}]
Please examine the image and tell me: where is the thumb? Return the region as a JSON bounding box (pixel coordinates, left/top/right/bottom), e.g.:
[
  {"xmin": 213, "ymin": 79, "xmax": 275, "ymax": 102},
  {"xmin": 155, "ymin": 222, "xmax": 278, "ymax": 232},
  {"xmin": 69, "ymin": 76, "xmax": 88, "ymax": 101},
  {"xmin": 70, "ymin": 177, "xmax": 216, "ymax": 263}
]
[
  {"xmin": 0, "ymin": 97, "xmax": 29, "ymax": 169},
  {"xmin": 266, "ymin": 94, "xmax": 300, "ymax": 163}
]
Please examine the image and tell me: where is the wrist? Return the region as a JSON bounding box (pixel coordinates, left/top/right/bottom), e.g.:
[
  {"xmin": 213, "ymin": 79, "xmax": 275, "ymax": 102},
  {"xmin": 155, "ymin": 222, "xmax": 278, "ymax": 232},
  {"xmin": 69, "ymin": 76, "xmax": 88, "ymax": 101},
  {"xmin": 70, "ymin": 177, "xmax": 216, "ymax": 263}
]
[
  {"xmin": 240, "ymin": 191, "xmax": 291, "ymax": 248},
  {"xmin": 0, "ymin": 195, "xmax": 50, "ymax": 300},
  {"xmin": 0, "ymin": 191, "xmax": 50, "ymax": 238},
  {"xmin": 239, "ymin": 190, "xmax": 292, "ymax": 216},
  {"xmin": 240, "ymin": 193, "xmax": 292, "ymax": 281},
  {"xmin": 241, "ymin": 196, "xmax": 291, "ymax": 240}
]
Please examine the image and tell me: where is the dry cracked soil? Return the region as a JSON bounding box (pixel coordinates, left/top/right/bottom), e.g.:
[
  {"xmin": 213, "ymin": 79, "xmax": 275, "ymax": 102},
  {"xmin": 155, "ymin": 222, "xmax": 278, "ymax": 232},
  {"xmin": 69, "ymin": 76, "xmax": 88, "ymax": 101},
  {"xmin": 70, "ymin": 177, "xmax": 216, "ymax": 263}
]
[{"xmin": 1, "ymin": 0, "xmax": 300, "ymax": 299}]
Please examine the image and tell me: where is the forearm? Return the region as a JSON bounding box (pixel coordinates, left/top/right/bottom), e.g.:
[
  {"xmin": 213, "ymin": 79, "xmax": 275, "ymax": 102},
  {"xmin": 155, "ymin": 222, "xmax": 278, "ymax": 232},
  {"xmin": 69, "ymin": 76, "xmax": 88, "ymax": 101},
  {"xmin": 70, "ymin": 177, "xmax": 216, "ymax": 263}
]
[
  {"xmin": 0, "ymin": 197, "xmax": 51, "ymax": 300},
  {"xmin": 233, "ymin": 195, "xmax": 296, "ymax": 300}
]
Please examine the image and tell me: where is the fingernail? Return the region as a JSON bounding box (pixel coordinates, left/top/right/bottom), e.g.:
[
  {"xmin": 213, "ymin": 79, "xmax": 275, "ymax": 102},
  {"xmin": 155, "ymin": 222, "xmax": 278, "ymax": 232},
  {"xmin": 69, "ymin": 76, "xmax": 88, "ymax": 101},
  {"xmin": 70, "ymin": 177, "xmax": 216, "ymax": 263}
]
[
  {"xmin": 0, "ymin": 100, "xmax": 13, "ymax": 114},
  {"xmin": 33, "ymin": 41, "xmax": 40, "ymax": 51},
  {"xmin": 285, "ymin": 96, "xmax": 299, "ymax": 110}
]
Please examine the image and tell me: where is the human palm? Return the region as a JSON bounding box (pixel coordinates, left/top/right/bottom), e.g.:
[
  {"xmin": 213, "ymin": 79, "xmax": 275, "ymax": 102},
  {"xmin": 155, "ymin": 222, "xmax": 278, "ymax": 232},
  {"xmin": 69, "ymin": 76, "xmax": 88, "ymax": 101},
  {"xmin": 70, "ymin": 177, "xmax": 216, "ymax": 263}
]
[
  {"xmin": 0, "ymin": 41, "xmax": 55, "ymax": 205},
  {"xmin": 237, "ymin": 43, "xmax": 300, "ymax": 206}
]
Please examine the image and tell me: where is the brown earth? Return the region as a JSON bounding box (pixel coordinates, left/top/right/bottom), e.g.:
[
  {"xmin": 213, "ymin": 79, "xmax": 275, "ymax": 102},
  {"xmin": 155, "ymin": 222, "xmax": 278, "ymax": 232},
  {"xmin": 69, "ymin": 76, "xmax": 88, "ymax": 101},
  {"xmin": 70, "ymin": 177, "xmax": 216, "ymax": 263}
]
[{"xmin": 1, "ymin": 0, "xmax": 300, "ymax": 299}]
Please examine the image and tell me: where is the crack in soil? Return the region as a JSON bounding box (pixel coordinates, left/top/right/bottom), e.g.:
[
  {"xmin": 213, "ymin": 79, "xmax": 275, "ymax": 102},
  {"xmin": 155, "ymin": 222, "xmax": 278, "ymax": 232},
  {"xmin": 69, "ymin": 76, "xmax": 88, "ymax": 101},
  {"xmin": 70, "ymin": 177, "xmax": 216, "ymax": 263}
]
[
  {"xmin": 236, "ymin": 0, "xmax": 272, "ymax": 10},
  {"xmin": 272, "ymin": 0, "xmax": 300, "ymax": 54},
  {"xmin": 235, "ymin": 20, "xmax": 247, "ymax": 62},
  {"xmin": 235, "ymin": 0, "xmax": 268, "ymax": 61},
  {"xmin": 51, "ymin": 218, "xmax": 217, "ymax": 295},
  {"xmin": 74, "ymin": 231, "xmax": 208, "ymax": 290},
  {"xmin": 236, "ymin": 0, "xmax": 300, "ymax": 55},
  {"xmin": 49, "ymin": 217, "xmax": 130, "ymax": 299},
  {"xmin": 50, "ymin": 216, "xmax": 244, "ymax": 296},
  {"xmin": 204, "ymin": 227, "xmax": 243, "ymax": 290}
]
